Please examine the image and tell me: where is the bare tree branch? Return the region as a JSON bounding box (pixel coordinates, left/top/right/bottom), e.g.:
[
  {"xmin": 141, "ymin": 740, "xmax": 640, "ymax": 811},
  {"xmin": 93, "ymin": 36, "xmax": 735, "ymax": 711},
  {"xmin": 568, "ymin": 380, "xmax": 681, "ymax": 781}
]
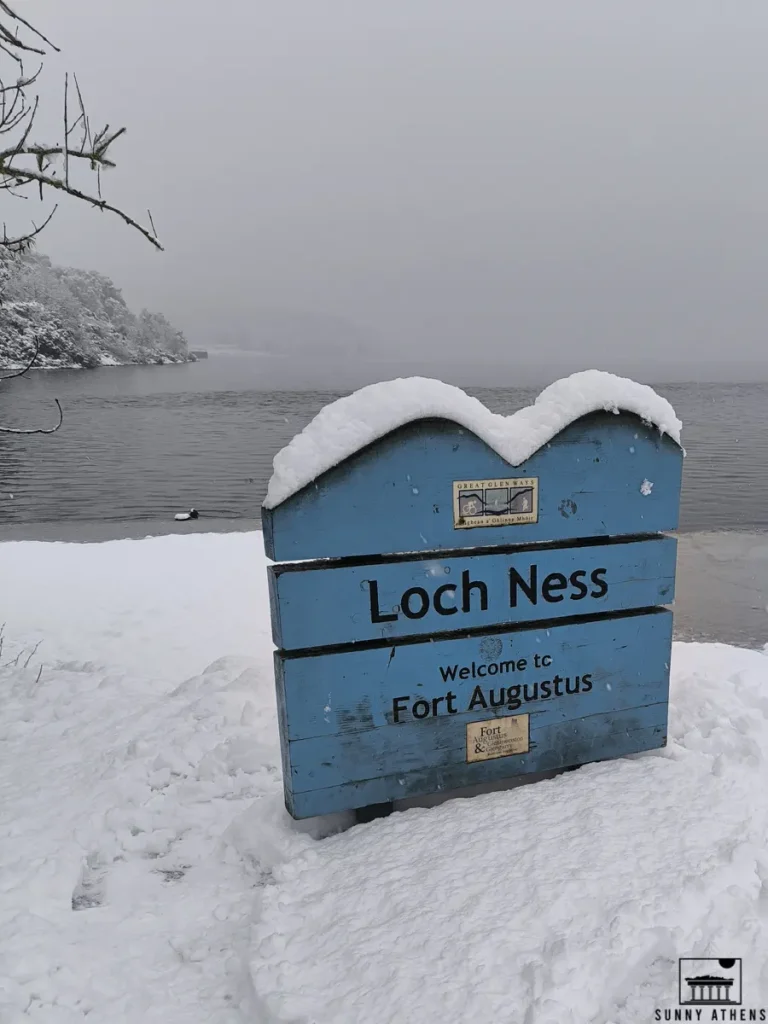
[
  {"xmin": 0, "ymin": 337, "xmax": 39, "ymax": 379},
  {"xmin": 0, "ymin": 340, "xmax": 63, "ymax": 433},
  {"xmin": 0, "ymin": 2, "xmax": 58, "ymax": 53},
  {"xmin": 0, "ymin": 141, "xmax": 117, "ymax": 167},
  {"xmin": 0, "ymin": 163, "xmax": 163, "ymax": 249},
  {"xmin": 63, "ymin": 71, "xmax": 68, "ymax": 185},
  {"xmin": 1, "ymin": 204, "xmax": 56, "ymax": 251},
  {"xmin": 0, "ymin": 397, "xmax": 63, "ymax": 434}
]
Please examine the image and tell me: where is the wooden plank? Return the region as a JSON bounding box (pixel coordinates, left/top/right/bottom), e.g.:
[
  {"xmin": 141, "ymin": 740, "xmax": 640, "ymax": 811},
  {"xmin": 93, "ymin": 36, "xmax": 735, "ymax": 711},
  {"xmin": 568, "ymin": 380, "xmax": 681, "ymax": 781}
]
[
  {"xmin": 276, "ymin": 609, "xmax": 672, "ymax": 817},
  {"xmin": 263, "ymin": 411, "xmax": 683, "ymax": 562},
  {"xmin": 286, "ymin": 708, "xmax": 667, "ymax": 818},
  {"xmin": 269, "ymin": 535, "xmax": 677, "ymax": 651},
  {"xmin": 278, "ymin": 608, "xmax": 671, "ymax": 742}
]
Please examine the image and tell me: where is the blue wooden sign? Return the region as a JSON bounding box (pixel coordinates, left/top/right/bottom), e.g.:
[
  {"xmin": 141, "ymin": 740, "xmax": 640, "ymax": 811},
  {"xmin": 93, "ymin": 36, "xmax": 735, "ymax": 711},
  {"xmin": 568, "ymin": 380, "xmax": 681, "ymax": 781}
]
[{"xmin": 263, "ymin": 403, "xmax": 683, "ymax": 819}]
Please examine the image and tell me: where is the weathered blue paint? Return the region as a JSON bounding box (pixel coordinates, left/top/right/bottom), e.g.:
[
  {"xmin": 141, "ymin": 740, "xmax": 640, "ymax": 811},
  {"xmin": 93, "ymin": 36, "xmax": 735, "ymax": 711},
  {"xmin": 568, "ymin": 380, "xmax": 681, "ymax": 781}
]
[
  {"xmin": 287, "ymin": 710, "xmax": 667, "ymax": 819},
  {"xmin": 276, "ymin": 610, "xmax": 672, "ymax": 817},
  {"xmin": 269, "ymin": 535, "xmax": 677, "ymax": 651},
  {"xmin": 263, "ymin": 412, "xmax": 683, "ymax": 562}
]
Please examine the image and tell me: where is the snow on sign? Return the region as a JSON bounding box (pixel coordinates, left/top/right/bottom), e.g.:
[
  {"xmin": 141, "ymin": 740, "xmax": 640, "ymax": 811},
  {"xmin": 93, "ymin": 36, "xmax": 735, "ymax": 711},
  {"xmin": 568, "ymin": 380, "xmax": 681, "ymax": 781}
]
[{"xmin": 262, "ymin": 372, "xmax": 684, "ymax": 819}]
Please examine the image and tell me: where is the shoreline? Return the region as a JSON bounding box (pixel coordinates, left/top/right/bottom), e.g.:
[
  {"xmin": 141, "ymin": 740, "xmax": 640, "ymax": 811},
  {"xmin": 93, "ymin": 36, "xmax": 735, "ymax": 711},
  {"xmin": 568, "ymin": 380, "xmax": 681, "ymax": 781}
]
[
  {"xmin": 0, "ymin": 517, "xmax": 259, "ymax": 544},
  {"xmin": 0, "ymin": 357, "xmax": 195, "ymax": 372},
  {"xmin": 0, "ymin": 524, "xmax": 767, "ymax": 650}
]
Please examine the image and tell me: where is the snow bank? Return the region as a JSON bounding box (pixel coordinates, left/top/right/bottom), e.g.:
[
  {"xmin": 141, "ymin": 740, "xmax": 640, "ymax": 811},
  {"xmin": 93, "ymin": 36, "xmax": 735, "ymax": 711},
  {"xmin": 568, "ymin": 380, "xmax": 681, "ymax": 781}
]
[
  {"xmin": 264, "ymin": 370, "xmax": 683, "ymax": 508},
  {"xmin": 250, "ymin": 641, "xmax": 768, "ymax": 1023},
  {"xmin": 0, "ymin": 533, "xmax": 349, "ymax": 1023}
]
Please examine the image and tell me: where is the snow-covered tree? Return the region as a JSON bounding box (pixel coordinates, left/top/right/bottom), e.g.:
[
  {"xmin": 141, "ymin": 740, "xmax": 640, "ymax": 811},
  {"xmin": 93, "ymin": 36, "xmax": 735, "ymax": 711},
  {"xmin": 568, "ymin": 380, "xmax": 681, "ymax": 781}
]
[{"xmin": 0, "ymin": 250, "xmax": 189, "ymax": 370}]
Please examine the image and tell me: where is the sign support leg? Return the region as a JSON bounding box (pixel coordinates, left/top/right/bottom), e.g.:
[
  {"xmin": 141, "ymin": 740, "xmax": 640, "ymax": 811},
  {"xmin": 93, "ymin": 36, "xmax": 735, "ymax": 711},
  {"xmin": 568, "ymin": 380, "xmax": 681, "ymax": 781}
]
[{"xmin": 354, "ymin": 801, "xmax": 394, "ymax": 824}]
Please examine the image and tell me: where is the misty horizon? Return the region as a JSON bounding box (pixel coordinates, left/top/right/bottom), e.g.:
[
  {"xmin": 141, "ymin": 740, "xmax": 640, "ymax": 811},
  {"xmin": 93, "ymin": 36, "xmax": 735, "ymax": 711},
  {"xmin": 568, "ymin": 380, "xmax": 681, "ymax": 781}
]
[
  {"xmin": 18, "ymin": 1, "xmax": 768, "ymax": 386},
  {"xmin": 201, "ymin": 346, "xmax": 768, "ymax": 390}
]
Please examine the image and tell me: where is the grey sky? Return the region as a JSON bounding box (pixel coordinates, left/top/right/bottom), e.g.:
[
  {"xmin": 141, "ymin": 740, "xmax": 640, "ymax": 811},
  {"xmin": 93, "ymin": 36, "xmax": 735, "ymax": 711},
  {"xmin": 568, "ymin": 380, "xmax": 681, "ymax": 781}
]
[{"xmin": 13, "ymin": 1, "xmax": 768, "ymax": 383}]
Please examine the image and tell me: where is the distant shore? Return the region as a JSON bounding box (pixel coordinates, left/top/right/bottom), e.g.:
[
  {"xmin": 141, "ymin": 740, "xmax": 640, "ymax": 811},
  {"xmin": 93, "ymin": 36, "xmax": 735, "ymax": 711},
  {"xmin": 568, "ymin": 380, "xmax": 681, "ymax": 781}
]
[{"xmin": 0, "ymin": 353, "xmax": 197, "ymax": 372}]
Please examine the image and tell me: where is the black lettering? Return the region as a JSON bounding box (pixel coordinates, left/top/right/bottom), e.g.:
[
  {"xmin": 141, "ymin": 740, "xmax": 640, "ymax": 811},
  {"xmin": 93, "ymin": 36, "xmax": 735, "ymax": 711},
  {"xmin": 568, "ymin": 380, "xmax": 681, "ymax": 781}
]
[
  {"xmin": 434, "ymin": 583, "xmax": 458, "ymax": 615},
  {"xmin": 499, "ymin": 660, "xmax": 515, "ymax": 673},
  {"xmin": 402, "ymin": 587, "xmax": 429, "ymax": 619},
  {"xmin": 468, "ymin": 685, "xmax": 488, "ymax": 710},
  {"xmin": 392, "ymin": 696, "xmax": 410, "ymax": 723},
  {"xmin": 459, "ymin": 667, "xmax": 470, "ymax": 679},
  {"xmin": 506, "ymin": 685, "xmax": 522, "ymax": 710},
  {"xmin": 565, "ymin": 676, "xmax": 580, "ymax": 695},
  {"xmin": 516, "ymin": 658, "xmax": 527, "ymax": 671},
  {"xmin": 569, "ymin": 569, "xmax": 588, "ymax": 600},
  {"xmin": 509, "ymin": 564, "xmax": 537, "ymax": 607},
  {"xmin": 654, "ymin": 1011, "xmax": 661, "ymax": 1021},
  {"xmin": 446, "ymin": 691, "xmax": 458, "ymax": 713},
  {"xmin": 540, "ymin": 680, "xmax": 552, "ymax": 698},
  {"xmin": 542, "ymin": 572, "xmax": 568, "ymax": 602},
  {"xmin": 590, "ymin": 568, "xmax": 608, "ymax": 598},
  {"xmin": 489, "ymin": 688, "xmax": 506, "ymax": 707},
  {"xmin": 581, "ymin": 672, "xmax": 592, "ymax": 693},
  {"xmin": 370, "ymin": 579, "xmax": 398, "ymax": 623},
  {"xmin": 542, "ymin": 655, "xmax": 552, "ymax": 667},
  {"xmin": 432, "ymin": 696, "xmax": 445, "ymax": 715},
  {"xmin": 412, "ymin": 699, "xmax": 431, "ymax": 719},
  {"xmin": 477, "ymin": 664, "xmax": 486, "ymax": 677},
  {"xmin": 523, "ymin": 682, "xmax": 539, "ymax": 702},
  {"xmin": 439, "ymin": 664, "xmax": 457, "ymax": 682},
  {"xmin": 553, "ymin": 674, "xmax": 564, "ymax": 697},
  {"xmin": 462, "ymin": 571, "xmax": 488, "ymax": 613},
  {"xmin": 488, "ymin": 663, "xmax": 498, "ymax": 675}
]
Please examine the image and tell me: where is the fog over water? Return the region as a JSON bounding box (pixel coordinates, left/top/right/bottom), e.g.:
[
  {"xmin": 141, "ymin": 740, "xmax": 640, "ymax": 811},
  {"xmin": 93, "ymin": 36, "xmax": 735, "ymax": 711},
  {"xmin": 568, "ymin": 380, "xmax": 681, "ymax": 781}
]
[{"xmin": 19, "ymin": 1, "xmax": 768, "ymax": 387}]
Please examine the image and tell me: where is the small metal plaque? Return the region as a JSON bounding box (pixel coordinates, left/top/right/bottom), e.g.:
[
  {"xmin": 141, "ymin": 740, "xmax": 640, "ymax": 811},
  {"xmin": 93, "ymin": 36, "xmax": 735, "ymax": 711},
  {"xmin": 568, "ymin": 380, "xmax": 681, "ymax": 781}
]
[
  {"xmin": 453, "ymin": 477, "xmax": 538, "ymax": 529},
  {"xmin": 466, "ymin": 714, "xmax": 530, "ymax": 763}
]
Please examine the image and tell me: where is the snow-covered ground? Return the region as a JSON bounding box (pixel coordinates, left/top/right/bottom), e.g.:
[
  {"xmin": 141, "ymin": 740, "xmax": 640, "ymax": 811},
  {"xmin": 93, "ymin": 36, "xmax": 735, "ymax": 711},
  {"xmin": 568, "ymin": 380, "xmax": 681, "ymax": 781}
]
[{"xmin": 1, "ymin": 532, "xmax": 767, "ymax": 1022}]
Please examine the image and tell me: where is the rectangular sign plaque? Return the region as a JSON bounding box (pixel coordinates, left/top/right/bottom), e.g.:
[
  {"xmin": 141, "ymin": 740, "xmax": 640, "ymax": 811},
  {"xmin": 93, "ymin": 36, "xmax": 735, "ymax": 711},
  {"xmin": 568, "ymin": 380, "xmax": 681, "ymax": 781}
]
[
  {"xmin": 466, "ymin": 714, "xmax": 529, "ymax": 762},
  {"xmin": 453, "ymin": 477, "xmax": 538, "ymax": 528}
]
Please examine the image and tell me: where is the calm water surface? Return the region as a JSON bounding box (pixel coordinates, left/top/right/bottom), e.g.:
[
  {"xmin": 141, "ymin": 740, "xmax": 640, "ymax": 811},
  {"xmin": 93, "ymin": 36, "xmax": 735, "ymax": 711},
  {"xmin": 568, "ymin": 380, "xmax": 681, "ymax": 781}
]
[{"xmin": 0, "ymin": 356, "xmax": 765, "ymax": 532}]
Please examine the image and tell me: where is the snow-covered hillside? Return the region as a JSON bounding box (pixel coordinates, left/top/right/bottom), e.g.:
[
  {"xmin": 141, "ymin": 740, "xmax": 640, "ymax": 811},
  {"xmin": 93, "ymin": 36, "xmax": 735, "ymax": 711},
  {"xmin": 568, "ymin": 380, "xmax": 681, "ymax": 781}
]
[{"xmin": 0, "ymin": 249, "xmax": 191, "ymax": 369}]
